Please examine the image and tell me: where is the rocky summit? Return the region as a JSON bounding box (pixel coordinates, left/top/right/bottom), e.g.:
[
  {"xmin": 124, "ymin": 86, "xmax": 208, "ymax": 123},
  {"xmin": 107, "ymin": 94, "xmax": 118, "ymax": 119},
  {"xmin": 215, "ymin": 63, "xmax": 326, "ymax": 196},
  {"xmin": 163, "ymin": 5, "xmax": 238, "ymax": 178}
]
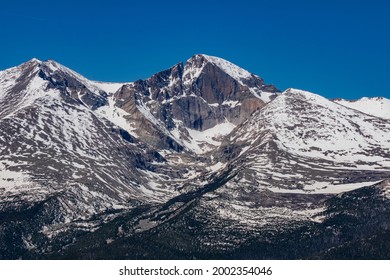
[{"xmin": 0, "ymin": 55, "xmax": 389, "ymax": 259}]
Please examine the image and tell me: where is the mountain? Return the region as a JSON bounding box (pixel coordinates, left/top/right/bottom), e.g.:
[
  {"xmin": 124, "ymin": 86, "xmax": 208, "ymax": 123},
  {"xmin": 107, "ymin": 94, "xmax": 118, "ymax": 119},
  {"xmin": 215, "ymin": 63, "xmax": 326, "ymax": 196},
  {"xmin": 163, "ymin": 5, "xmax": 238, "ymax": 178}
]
[
  {"xmin": 0, "ymin": 58, "xmax": 183, "ymax": 233},
  {"xmin": 334, "ymin": 97, "xmax": 390, "ymax": 120},
  {"xmin": 0, "ymin": 55, "xmax": 389, "ymax": 259},
  {"xmin": 215, "ymin": 89, "xmax": 390, "ymax": 193},
  {"xmin": 110, "ymin": 54, "xmax": 279, "ymax": 153}
]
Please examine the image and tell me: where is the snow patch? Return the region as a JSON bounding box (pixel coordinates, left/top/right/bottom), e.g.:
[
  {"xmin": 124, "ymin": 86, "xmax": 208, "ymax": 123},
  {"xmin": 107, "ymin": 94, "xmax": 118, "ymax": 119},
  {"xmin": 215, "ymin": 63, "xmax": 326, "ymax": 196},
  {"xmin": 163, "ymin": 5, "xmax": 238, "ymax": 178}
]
[
  {"xmin": 207, "ymin": 161, "xmax": 226, "ymax": 172},
  {"xmin": 268, "ymin": 180, "xmax": 383, "ymax": 194},
  {"xmin": 183, "ymin": 121, "xmax": 236, "ymax": 153},
  {"xmin": 222, "ymin": 100, "xmax": 241, "ymax": 107},
  {"xmin": 0, "ymin": 162, "xmax": 32, "ymax": 188},
  {"xmin": 95, "ymin": 96, "xmax": 135, "ymax": 133},
  {"xmin": 90, "ymin": 81, "xmax": 124, "ymax": 94}
]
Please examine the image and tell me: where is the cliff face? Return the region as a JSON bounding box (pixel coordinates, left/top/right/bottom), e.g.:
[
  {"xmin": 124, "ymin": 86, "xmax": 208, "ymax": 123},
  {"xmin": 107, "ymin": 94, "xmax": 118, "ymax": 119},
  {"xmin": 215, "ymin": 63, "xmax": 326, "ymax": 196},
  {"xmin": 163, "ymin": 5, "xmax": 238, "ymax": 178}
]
[{"xmin": 114, "ymin": 54, "xmax": 279, "ymax": 133}]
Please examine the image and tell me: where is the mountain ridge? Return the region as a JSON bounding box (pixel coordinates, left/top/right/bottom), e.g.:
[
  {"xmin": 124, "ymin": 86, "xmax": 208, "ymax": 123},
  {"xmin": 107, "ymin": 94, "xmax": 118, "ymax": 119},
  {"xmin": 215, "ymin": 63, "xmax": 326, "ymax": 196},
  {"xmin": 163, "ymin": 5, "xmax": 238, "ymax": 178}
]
[
  {"xmin": 334, "ymin": 96, "xmax": 390, "ymax": 120},
  {"xmin": 1, "ymin": 55, "xmax": 389, "ymax": 259}
]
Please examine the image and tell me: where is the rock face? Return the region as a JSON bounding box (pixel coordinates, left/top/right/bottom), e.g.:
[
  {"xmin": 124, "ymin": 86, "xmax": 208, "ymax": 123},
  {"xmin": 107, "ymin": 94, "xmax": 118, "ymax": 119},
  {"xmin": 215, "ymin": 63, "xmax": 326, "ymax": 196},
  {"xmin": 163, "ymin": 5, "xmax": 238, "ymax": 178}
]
[
  {"xmin": 0, "ymin": 55, "xmax": 389, "ymax": 259},
  {"xmin": 110, "ymin": 54, "xmax": 279, "ymax": 153},
  {"xmin": 113, "ymin": 54, "xmax": 279, "ymax": 144}
]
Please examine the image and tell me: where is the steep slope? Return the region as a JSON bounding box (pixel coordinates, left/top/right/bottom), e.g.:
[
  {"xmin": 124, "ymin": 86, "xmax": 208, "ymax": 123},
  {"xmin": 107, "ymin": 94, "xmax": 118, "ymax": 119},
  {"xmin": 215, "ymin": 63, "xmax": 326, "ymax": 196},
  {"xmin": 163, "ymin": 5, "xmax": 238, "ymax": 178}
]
[
  {"xmin": 0, "ymin": 59, "xmax": 201, "ymax": 243},
  {"xmin": 112, "ymin": 54, "xmax": 279, "ymax": 154},
  {"xmin": 187, "ymin": 88, "xmax": 390, "ymax": 236},
  {"xmin": 335, "ymin": 97, "xmax": 390, "ymax": 120},
  {"xmin": 214, "ymin": 89, "xmax": 390, "ymax": 194}
]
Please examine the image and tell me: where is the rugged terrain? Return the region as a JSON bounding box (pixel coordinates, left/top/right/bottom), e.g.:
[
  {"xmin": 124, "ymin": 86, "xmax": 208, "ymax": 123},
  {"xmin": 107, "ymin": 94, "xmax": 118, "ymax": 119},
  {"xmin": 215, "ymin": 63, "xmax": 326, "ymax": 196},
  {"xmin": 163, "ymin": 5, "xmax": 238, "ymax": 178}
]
[{"xmin": 0, "ymin": 55, "xmax": 389, "ymax": 259}]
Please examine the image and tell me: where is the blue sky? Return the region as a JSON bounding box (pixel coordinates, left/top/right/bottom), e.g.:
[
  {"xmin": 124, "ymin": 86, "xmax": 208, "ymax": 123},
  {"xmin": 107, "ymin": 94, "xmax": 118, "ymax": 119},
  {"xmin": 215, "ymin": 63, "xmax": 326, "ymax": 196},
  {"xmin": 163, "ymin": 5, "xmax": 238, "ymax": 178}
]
[{"xmin": 0, "ymin": 0, "xmax": 389, "ymax": 99}]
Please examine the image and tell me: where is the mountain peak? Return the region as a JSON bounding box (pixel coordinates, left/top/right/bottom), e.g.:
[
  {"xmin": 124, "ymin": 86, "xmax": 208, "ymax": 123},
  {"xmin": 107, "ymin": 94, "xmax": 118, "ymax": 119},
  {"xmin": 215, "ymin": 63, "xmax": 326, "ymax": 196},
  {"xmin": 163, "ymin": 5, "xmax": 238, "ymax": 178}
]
[
  {"xmin": 185, "ymin": 54, "xmax": 254, "ymax": 82},
  {"xmin": 29, "ymin": 58, "xmax": 42, "ymax": 64},
  {"xmin": 335, "ymin": 95, "xmax": 390, "ymax": 119},
  {"xmin": 41, "ymin": 59, "xmax": 71, "ymax": 73},
  {"xmin": 361, "ymin": 96, "xmax": 386, "ymax": 101},
  {"xmin": 16, "ymin": 58, "xmax": 69, "ymax": 77},
  {"xmin": 17, "ymin": 58, "xmax": 42, "ymax": 70},
  {"xmin": 283, "ymin": 88, "xmax": 329, "ymax": 101},
  {"xmin": 201, "ymin": 54, "xmax": 253, "ymax": 79}
]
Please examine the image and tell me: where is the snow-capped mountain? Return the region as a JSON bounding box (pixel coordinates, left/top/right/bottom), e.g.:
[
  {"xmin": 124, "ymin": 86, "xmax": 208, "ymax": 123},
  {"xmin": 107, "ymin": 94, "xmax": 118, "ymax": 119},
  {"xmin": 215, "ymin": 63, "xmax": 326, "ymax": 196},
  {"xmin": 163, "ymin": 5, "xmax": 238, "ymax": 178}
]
[
  {"xmin": 0, "ymin": 55, "xmax": 389, "ymax": 259},
  {"xmin": 0, "ymin": 58, "xmax": 187, "ymax": 230},
  {"xmin": 220, "ymin": 88, "xmax": 390, "ymax": 185},
  {"xmin": 110, "ymin": 54, "xmax": 279, "ymax": 153},
  {"xmin": 335, "ymin": 97, "xmax": 390, "ymax": 120}
]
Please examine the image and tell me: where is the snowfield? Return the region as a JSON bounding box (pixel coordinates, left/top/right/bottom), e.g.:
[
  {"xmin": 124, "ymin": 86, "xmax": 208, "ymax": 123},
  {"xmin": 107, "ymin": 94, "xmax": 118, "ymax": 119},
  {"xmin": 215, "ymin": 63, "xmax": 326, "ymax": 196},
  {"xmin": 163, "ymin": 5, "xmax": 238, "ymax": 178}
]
[{"xmin": 335, "ymin": 97, "xmax": 390, "ymax": 120}]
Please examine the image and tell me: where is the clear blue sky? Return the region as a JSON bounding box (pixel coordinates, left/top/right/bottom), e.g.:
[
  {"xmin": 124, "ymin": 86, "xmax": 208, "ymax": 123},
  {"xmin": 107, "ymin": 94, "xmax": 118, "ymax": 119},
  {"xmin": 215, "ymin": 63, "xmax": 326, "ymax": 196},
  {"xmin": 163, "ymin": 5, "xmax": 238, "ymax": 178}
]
[{"xmin": 1, "ymin": 0, "xmax": 389, "ymax": 99}]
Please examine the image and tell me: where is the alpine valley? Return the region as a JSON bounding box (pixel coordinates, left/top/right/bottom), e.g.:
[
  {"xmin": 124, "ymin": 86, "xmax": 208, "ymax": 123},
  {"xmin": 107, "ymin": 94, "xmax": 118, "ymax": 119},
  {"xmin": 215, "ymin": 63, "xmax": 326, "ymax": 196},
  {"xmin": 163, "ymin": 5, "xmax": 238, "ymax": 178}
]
[{"xmin": 1, "ymin": 55, "xmax": 390, "ymax": 259}]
